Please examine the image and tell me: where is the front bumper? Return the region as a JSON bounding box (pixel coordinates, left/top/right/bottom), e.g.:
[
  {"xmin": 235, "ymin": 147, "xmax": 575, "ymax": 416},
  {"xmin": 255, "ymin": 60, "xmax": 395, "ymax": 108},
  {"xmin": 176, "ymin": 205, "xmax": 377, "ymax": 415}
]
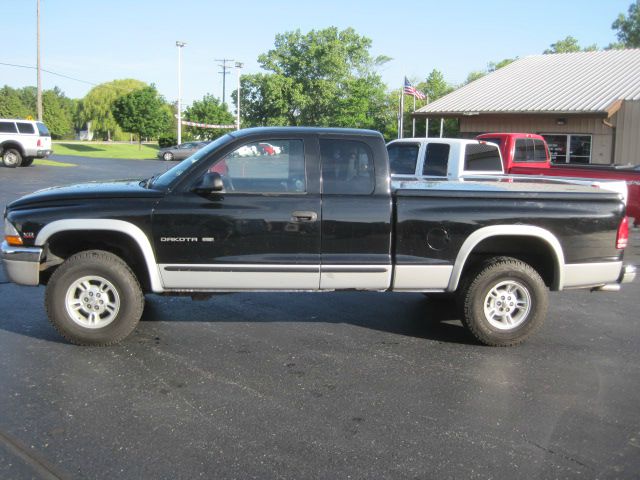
[{"xmin": 1, "ymin": 241, "xmax": 43, "ymax": 286}]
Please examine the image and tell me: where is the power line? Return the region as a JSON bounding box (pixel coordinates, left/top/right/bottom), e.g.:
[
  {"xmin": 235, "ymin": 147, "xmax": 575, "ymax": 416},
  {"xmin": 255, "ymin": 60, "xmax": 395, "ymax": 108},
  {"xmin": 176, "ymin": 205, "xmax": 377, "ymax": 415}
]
[
  {"xmin": 215, "ymin": 58, "xmax": 234, "ymax": 106},
  {"xmin": 0, "ymin": 61, "xmax": 97, "ymax": 86}
]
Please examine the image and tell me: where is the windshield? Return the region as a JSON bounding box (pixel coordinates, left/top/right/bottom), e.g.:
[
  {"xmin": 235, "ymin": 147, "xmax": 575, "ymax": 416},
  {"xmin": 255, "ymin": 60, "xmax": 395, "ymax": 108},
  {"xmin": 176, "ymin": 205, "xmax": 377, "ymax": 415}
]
[{"xmin": 152, "ymin": 134, "xmax": 234, "ymax": 188}]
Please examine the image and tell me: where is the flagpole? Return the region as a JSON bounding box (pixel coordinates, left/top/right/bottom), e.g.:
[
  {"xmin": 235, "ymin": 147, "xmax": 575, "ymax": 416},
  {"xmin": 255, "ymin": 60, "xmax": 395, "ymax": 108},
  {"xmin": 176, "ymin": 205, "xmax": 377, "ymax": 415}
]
[
  {"xmin": 399, "ymin": 80, "xmax": 404, "ymax": 139},
  {"xmin": 425, "ymin": 94, "xmax": 429, "ymax": 138},
  {"xmin": 397, "ymin": 92, "xmax": 402, "ymax": 139},
  {"xmin": 412, "ymin": 96, "xmax": 416, "ymax": 137}
]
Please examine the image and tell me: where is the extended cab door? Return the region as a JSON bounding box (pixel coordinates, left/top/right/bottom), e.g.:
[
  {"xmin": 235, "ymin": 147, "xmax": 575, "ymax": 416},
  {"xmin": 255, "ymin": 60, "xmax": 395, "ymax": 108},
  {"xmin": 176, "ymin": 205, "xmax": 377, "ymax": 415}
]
[
  {"xmin": 318, "ymin": 136, "xmax": 393, "ymax": 289},
  {"xmin": 151, "ymin": 135, "xmax": 321, "ymax": 290}
]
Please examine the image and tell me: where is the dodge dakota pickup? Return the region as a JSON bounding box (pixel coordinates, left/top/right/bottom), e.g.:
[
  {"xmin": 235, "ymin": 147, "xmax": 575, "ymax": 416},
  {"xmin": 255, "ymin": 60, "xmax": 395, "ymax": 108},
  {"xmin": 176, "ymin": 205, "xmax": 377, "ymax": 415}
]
[{"xmin": 2, "ymin": 127, "xmax": 635, "ymax": 347}]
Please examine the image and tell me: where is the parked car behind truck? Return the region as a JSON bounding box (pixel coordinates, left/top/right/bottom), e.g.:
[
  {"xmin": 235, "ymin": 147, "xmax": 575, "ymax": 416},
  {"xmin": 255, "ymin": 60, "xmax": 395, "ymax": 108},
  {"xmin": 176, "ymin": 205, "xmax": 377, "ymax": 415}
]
[
  {"xmin": 387, "ymin": 138, "xmax": 504, "ymax": 179},
  {"xmin": 477, "ymin": 132, "xmax": 640, "ymax": 225},
  {"xmin": 2, "ymin": 127, "xmax": 635, "ymax": 347}
]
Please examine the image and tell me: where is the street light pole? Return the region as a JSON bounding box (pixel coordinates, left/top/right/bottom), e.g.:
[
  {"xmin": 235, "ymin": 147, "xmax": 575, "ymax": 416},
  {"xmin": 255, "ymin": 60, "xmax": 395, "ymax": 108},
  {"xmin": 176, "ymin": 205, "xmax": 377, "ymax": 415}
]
[
  {"xmin": 176, "ymin": 41, "xmax": 186, "ymax": 145},
  {"xmin": 36, "ymin": 0, "xmax": 42, "ymax": 121},
  {"xmin": 235, "ymin": 62, "xmax": 243, "ymax": 130}
]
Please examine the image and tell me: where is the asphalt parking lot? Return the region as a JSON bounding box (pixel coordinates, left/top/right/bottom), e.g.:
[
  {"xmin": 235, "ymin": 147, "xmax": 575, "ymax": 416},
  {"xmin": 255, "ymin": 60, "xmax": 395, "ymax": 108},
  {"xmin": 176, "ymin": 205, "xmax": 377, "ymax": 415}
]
[{"xmin": 1, "ymin": 155, "xmax": 640, "ymax": 480}]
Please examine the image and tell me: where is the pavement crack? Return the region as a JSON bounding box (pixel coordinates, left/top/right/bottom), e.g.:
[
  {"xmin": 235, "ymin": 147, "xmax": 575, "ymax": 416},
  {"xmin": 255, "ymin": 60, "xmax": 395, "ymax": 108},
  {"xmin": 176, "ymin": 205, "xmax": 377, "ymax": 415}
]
[
  {"xmin": 0, "ymin": 428, "xmax": 70, "ymax": 480},
  {"xmin": 526, "ymin": 439, "xmax": 592, "ymax": 470}
]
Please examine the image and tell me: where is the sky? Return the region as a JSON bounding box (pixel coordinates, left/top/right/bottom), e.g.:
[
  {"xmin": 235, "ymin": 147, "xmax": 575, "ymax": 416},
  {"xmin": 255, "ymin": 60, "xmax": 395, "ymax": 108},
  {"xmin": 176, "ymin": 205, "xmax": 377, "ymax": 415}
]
[{"xmin": 1, "ymin": 0, "xmax": 634, "ymax": 107}]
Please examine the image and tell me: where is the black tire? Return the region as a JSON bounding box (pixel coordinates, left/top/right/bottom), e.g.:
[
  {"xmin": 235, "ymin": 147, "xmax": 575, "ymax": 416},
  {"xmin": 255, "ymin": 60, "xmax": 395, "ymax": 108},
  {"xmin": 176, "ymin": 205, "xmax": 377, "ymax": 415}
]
[
  {"xmin": 20, "ymin": 157, "xmax": 35, "ymax": 167},
  {"xmin": 2, "ymin": 148, "xmax": 22, "ymax": 168},
  {"xmin": 459, "ymin": 257, "xmax": 548, "ymax": 347},
  {"xmin": 163, "ymin": 151, "xmax": 174, "ymax": 161},
  {"xmin": 45, "ymin": 250, "xmax": 145, "ymax": 346}
]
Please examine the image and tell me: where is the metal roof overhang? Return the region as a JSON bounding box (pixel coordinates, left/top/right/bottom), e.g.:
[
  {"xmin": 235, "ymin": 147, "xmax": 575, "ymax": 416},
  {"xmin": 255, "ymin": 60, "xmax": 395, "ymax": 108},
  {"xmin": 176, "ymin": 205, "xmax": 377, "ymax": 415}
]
[{"xmin": 411, "ymin": 110, "xmax": 611, "ymax": 119}]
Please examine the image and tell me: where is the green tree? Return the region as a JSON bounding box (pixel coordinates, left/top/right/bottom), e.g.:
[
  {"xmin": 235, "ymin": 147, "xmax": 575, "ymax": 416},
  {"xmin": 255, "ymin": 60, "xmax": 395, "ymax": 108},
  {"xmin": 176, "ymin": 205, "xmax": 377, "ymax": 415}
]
[
  {"xmin": 544, "ymin": 36, "xmax": 598, "ymax": 54},
  {"xmin": 235, "ymin": 73, "xmax": 303, "ymax": 126},
  {"xmin": 612, "ymin": 2, "xmax": 640, "ymax": 47},
  {"xmin": 237, "ymin": 27, "xmax": 390, "ymax": 129},
  {"xmin": 0, "ymin": 85, "xmax": 77, "ymax": 138},
  {"xmin": 465, "ymin": 58, "xmax": 516, "ymax": 85},
  {"xmin": 17, "ymin": 86, "xmax": 37, "ymax": 114},
  {"xmin": 0, "ymin": 86, "xmax": 31, "ymax": 118},
  {"xmin": 420, "ymin": 69, "xmax": 453, "ymax": 101},
  {"xmin": 81, "ymin": 79, "xmax": 146, "ymax": 141},
  {"xmin": 488, "ymin": 58, "xmax": 516, "ymax": 71},
  {"xmin": 465, "ymin": 70, "xmax": 487, "ymax": 84},
  {"xmin": 112, "ymin": 85, "xmax": 172, "ymax": 149},
  {"xmin": 183, "ymin": 94, "xmax": 235, "ymax": 140},
  {"xmin": 42, "ymin": 87, "xmax": 75, "ymax": 138}
]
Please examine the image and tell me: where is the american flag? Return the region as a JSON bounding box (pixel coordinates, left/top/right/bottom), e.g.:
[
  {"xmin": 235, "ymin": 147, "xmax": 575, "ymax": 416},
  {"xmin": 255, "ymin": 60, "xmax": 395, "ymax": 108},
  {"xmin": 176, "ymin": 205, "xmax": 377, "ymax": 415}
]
[{"xmin": 403, "ymin": 77, "xmax": 426, "ymax": 99}]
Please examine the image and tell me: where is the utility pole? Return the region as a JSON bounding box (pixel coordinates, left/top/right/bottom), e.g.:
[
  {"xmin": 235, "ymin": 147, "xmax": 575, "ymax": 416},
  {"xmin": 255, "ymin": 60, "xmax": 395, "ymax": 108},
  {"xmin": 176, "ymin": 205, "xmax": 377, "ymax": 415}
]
[
  {"xmin": 235, "ymin": 62, "xmax": 243, "ymax": 130},
  {"xmin": 215, "ymin": 58, "xmax": 234, "ymax": 106},
  {"xmin": 176, "ymin": 41, "xmax": 187, "ymax": 145},
  {"xmin": 36, "ymin": 0, "xmax": 42, "ymax": 121}
]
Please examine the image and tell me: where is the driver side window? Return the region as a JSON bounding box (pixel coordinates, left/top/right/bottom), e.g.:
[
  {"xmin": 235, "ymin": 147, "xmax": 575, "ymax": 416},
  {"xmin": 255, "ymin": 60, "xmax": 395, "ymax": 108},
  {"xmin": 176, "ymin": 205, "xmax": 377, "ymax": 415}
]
[{"xmin": 206, "ymin": 139, "xmax": 306, "ymax": 193}]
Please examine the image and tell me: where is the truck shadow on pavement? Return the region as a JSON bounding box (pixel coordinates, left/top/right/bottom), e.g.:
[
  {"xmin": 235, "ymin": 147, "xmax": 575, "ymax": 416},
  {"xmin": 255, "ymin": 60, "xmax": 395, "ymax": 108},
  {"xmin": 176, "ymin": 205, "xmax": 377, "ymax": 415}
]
[
  {"xmin": 140, "ymin": 292, "xmax": 478, "ymax": 346},
  {"xmin": 0, "ymin": 288, "xmax": 476, "ymax": 346}
]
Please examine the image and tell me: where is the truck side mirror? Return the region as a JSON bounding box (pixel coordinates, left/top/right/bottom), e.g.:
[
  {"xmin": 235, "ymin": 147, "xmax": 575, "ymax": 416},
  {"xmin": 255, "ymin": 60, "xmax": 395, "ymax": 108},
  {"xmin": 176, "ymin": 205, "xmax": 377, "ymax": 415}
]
[{"xmin": 192, "ymin": 172, "xmax": 224, "ymax": 194}]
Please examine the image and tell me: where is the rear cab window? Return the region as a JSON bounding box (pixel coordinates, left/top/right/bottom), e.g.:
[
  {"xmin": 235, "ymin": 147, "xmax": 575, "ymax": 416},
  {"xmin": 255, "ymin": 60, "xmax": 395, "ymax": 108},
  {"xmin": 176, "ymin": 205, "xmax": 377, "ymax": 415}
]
[
  {"xmin": 320, "ymin": 139, "xmax": 375, "ymax": 194},
  {"xmin": 514, "ymin": 138, "xmax": 547, "ymax": 163},
  {"xmin": 388, "ymin": 143, "xmax": 419, "ymax": 175},
  {"xmin": 532, "ymin": 139, "xmax": 547, "ymax": 161},
  {"xmin": 422, "ymin": 143, "xmax": 450, "ymax": 176},
  {"xmin": 464, "ymin": 143, "xmax": 502, "ymax": 171}
]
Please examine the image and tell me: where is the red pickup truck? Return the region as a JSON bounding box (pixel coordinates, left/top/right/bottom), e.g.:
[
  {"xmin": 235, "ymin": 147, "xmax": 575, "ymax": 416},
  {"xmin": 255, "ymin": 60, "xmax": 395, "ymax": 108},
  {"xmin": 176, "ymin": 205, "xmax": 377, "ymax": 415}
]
[{"xmin": 476, "ymin": 133, "xmax": 640, "ymax": 225}]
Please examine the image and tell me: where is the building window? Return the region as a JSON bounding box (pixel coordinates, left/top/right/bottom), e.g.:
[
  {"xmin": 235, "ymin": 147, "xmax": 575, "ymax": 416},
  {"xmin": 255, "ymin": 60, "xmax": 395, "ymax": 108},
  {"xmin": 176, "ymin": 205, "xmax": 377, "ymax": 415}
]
[{"xmin": 541, "ymin": 134, "xmax": 592, "ymax": 164}]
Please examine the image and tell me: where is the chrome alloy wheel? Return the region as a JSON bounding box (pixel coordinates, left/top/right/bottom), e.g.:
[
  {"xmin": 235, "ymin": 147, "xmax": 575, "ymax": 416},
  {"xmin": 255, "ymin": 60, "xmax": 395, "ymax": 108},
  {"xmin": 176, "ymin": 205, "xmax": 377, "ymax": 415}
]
[
  {"xmin": 483, "ymin": 280, "xmax": 531, "ymax": 330},
  {"xmin": 65, "ymin": 276, "xmax": 120, "ymax": 329}
]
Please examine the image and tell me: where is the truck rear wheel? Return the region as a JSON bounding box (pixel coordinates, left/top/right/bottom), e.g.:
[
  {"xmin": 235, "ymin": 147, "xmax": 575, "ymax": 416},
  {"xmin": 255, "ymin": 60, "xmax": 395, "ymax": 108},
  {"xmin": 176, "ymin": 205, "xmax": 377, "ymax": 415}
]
[
  {"xmin": 45, "ymin": 250, "xmax": 145, "ymax": 346},
  {"xmin": 2, "ymin": 148, "xmax": 22, "ymax": 168},
  {"xmin": 459, "ymin": 257, "xmax": 548, "ymax": 346}
]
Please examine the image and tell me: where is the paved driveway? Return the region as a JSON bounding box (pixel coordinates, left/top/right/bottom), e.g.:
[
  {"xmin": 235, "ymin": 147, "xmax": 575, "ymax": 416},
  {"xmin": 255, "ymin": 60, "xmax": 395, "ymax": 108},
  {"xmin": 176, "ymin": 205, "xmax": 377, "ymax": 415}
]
[{"xmin": 1, "ymin": 156, "xmax": 639, "ymax": 479}]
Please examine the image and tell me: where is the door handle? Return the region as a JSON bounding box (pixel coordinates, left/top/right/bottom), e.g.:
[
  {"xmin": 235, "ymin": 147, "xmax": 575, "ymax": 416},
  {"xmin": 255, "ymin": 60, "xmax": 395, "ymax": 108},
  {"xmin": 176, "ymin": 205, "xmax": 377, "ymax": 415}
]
[{"xmin": 291, "ymin": 211, "xmax": 318, "ymax": 223}]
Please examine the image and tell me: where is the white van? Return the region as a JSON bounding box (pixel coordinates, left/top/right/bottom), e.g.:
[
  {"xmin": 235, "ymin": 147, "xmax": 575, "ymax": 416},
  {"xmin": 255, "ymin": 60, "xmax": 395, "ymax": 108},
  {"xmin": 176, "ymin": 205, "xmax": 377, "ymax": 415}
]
[{"xmin": 0, "ymin": 119, "xmax": 52, "ymax": 167}]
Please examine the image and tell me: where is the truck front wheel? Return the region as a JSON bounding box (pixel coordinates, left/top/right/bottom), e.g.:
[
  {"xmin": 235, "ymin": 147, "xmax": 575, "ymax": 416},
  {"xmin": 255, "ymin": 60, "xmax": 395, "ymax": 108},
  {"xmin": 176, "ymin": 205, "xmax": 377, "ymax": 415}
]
[
  {"xmin": 45, "ymin": 250, "xmax": 145, "ymax": 346},
  {"xmin": 460, "ymin": 257, "xmax": 548, "ymax": 346}
]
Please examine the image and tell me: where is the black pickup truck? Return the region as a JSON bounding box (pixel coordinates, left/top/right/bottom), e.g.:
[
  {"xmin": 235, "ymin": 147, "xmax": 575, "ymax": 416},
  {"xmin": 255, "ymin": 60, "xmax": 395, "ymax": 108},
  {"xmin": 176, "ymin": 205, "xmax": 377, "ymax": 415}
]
[{"xmin": 2, "ymin": 127, "xmax": 636, "ymax": 346}]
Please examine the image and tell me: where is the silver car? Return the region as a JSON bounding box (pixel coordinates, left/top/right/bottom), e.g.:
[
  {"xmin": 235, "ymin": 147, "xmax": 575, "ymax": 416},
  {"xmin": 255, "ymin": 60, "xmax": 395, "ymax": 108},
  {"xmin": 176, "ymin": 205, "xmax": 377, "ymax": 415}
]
[{"xmin": 157, "ymin": 141, "xmax": 208, "ymax": 161}]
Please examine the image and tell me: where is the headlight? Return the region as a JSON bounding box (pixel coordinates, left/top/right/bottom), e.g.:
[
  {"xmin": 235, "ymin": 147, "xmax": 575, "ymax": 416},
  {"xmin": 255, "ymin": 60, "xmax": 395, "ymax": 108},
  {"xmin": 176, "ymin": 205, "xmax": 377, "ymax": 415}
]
[{"xmin": 4, "ymin": 218, "xmax": 23, "ymax": 246}]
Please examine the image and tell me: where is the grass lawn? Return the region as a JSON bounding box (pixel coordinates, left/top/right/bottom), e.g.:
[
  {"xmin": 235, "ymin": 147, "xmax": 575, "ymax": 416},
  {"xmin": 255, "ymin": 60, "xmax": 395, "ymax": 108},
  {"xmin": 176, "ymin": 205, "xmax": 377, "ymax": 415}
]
[
  {"xmin": 34, "ymin": 158, "xmax": 77, "ymax": 167},
  {"xmin": 53, "ymin": 142, "xmax": 159, "ymax": 160}
]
